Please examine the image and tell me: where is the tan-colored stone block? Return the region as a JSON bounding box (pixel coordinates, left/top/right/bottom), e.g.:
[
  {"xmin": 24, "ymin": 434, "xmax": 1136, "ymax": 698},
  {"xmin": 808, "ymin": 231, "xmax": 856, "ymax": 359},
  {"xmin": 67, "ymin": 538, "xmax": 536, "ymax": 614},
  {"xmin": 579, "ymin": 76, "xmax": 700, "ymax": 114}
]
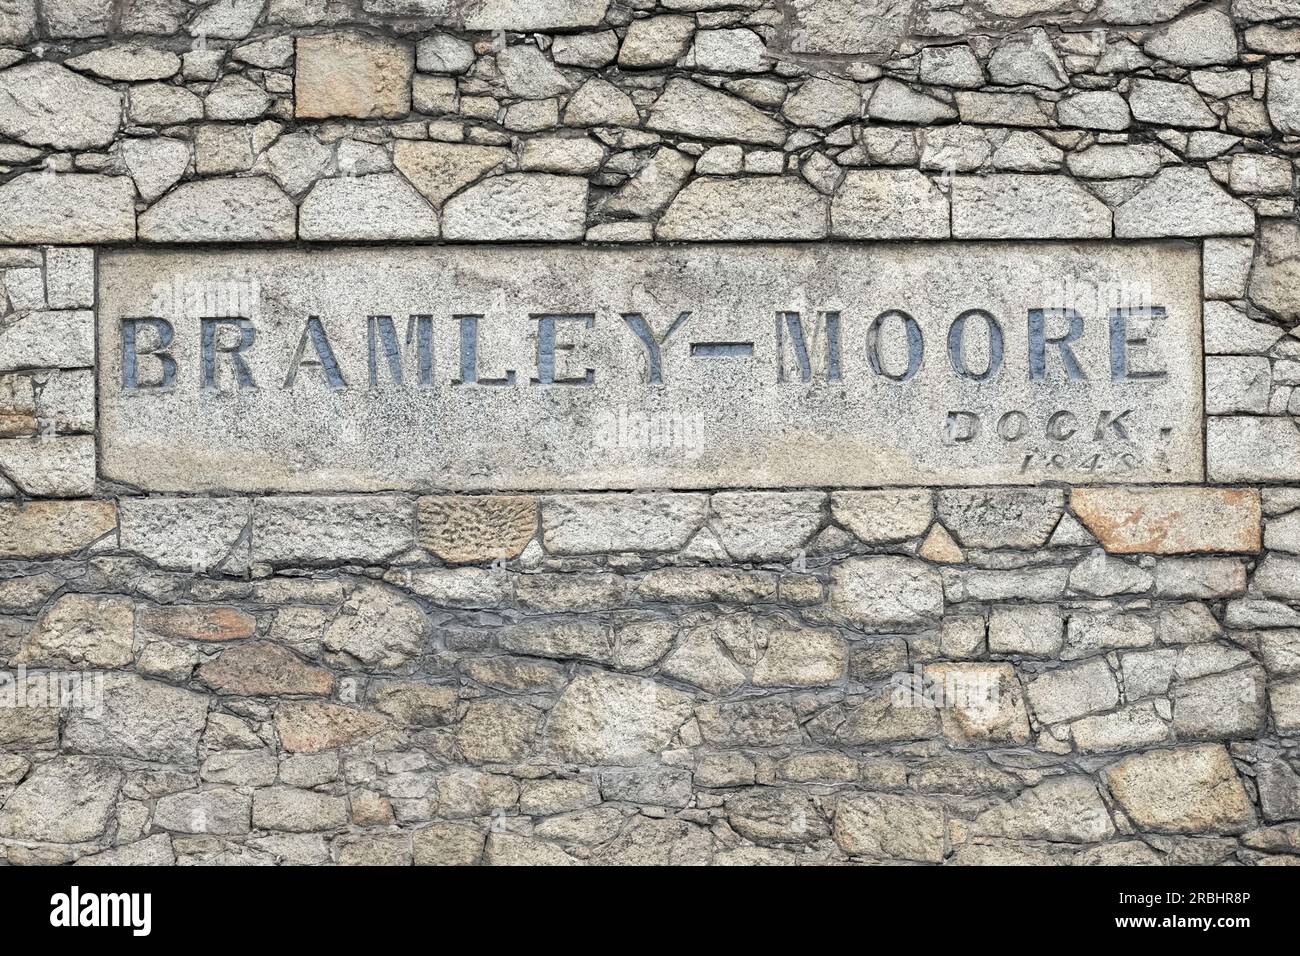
[
  {"xmin": 1104, "ymin": 744, "xmax": 1256, "ymax": 834},
  {"xmin": 274, "ymin": 701, "xmax": 387, "ymax": 753},
  {"xmin": 418, "ymin": 494, "xmax": 537, "ymax": 564},
  {"xmin": 295, "ymin": 31, "xmax": 413, "ymax": 120},
  {"xmin": 199, "ymin": 643, "xmax": 336, "ymax": 697},
  {"xmin": 0, "ymin": 499, "xmax": 115, "ymax": 558},
  {"xmin": 1071, "ymin": 487, "xmax": 1260, "ymax": 554},
  {"xmin": 136, "ymin": 605, "xmax": 257, "ymax": 642}
]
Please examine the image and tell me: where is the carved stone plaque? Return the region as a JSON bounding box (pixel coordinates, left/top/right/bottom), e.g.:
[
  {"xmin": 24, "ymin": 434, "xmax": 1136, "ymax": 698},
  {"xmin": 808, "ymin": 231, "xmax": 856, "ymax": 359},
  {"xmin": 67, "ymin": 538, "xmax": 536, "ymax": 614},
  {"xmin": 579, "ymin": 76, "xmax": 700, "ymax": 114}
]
[{"xmin": 97, "ymin": 242, "xmax": 1203, "ymax": 492}]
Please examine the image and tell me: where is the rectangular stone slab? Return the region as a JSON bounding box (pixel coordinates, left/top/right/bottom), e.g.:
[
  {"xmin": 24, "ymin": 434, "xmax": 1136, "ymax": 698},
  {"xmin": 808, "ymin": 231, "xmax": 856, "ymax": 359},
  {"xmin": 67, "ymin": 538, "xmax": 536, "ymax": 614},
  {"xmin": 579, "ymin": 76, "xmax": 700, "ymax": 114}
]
[{"xmin": 97, "ymin": 243, "xmax": 1203, "ymax": 492}]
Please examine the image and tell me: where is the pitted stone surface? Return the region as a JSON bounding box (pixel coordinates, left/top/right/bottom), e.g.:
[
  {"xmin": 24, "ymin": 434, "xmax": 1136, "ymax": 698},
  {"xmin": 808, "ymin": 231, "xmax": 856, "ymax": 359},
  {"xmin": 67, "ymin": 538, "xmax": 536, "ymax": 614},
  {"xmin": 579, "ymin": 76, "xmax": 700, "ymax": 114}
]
[{"xmin": 0, "ymin": 0, "xmax": 1296, "ymax": 870}]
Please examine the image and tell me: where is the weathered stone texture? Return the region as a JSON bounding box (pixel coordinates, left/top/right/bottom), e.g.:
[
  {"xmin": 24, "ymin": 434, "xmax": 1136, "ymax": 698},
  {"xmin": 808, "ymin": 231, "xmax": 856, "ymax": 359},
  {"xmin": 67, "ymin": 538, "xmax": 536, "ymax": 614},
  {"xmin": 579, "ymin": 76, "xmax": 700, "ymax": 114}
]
[{"xmin": 0, "ymin": 0, "xmax": 1294, "ymax": 871}]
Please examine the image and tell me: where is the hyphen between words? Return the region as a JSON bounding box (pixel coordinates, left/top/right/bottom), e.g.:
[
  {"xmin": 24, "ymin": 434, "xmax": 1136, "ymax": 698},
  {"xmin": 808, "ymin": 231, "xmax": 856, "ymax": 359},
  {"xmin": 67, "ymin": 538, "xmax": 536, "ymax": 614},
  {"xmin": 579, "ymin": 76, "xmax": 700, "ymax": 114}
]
[{"xmin": 119, "ymin": 305, "xmax": 1171, "ymax": 405}]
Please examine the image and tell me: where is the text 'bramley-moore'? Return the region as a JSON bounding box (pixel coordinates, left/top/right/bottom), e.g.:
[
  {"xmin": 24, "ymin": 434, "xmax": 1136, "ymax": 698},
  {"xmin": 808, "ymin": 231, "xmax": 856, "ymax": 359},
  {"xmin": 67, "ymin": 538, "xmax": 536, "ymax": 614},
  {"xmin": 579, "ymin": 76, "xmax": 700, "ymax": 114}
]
[{"xmin": 95, "ymin": 243, "xmax": 1205, "ymax": 493}]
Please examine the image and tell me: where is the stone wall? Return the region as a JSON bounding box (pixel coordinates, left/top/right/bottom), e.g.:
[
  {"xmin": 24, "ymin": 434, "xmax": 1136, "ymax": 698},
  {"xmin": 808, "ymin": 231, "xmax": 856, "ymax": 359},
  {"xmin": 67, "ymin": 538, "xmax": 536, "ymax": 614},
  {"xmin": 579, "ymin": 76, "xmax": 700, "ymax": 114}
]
[{"xmin": 1, "ymin": 0, "xmax": 1300, "ymax": 865}]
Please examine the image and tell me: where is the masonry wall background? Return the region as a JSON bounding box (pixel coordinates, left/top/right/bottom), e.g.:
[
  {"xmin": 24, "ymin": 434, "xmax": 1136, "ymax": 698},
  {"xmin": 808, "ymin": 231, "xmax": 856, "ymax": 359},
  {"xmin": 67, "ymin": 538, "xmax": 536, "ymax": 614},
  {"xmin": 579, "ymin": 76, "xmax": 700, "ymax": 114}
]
[{"xmin": 2, "ymin": 0, "xmax": 1300, "ymax": 865}]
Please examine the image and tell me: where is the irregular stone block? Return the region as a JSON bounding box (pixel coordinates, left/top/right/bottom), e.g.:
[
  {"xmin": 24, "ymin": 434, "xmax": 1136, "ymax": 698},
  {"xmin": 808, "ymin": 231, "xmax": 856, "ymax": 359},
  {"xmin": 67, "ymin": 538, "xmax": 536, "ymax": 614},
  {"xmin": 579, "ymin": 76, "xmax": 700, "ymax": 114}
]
[
  {"xmin": 299, "ymin": 174, "xmax": 439, "ymax": 241},
  {"xmin": 833, "ymin": 793, "xmax": 946, "ymax": 862},
  {"xmin": 1071, "ymin": 487, "xmax": 1261, "ymax": 554},
  {"xmin": 0, "ymin": 499, "xmax": 115, "ymax": 558},
  {"xmin": 829, "ymin": 556, "xmax": 943, "ymax": 632},
  {"xmin": 1114, "ymin": 167, "xmax": 1255, "ymax": 238},
  {"xmin": 0, "ymin": 757, "xmax": 121, "ymax": 843},
  {"xmin": 16, "ymin": 593, "xmax": 133, "ymax": 668},
  {"xmin": 938, "ymin": 489, "xmax": 1065, "ymax": 549},
  {"xmin": 442, "ymin": 172, "xmax": 587, "ymax": 240},
  {"xmin": 0, "ymin": 310, "xmax": 94, "ymax": 371},
  {"xmin": 64, "ymin": 674, "xmax": 210, "ymax": 763},
  {"xmin": 418, "ymin": 494, "xmax": 537, "ymax": 563},
  {"xmin": 393, "ymin": 140, "xmax": 510, "ymax": 206},
  {"xmin": 1025, "ymin": 658, "xmax": 1119, "ymax": 726},
  {"xmin": 1104, "ymin": 744, "xmax": 1256, "ymax": 834},
  {"xmin": 0, "ymin": 173, "xmax": 135, "ymax": 244},
  {"xmin": 252, "ymin": 496, "xmax": 415, "ymax": 566},
  {"xmin": 274, "ymin": 701, "xmax": 388, "ymax": 753},
  {"xmin": 543, "ymin": 670, "xmax": 693, "ymax": 764},
  {"xmin": 831, "ymin": 169, "xmax": 948, "ymax": 239},
  {"xmin": 542, "ymin": 493, "xmax": 706, "ymax": 554},
  {"xmin": 118, "ymin": 497, "xmax": 251, "ymax": 572},
  {"xmin": 952, "ymin": 174, "xmax": 1112, "ymax": 239},
  {"xmin": 295, "ymin": 31, "xmax": 413, "ymax": 119},
  {"xmin": 200, "ymin": 643, "xmax": 336, "ymax": 696},
  {"xmin": 0, "ymin": 61, "xmax": 121, "ymax": 149},
  {"xmin": 139, "ymin": 176, "xmax": 295, "ymax": 242},
  {"xmin": 647, "ymin": 79, "xmax": 785, "ymax": 145},
  {"xmin": 657, "ymin": 176, "xmax": 828, "ymax": 240}
]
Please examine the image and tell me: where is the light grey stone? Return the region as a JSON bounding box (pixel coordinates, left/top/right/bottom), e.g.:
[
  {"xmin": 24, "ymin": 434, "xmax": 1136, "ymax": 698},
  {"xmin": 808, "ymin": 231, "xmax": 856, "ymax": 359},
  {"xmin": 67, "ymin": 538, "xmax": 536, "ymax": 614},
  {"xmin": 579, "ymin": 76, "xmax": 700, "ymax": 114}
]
[
  {"xmin": 0, "ymin": 757, "xmax": 121, "ymax": 843},
  {"xmin": 322, "ymin": 582, "xmax": 429, "ymax": 669},
  {"xmin": 119, "ymin": 497, "xmax": 250, "ymax": 572},
  {"xmin": 1206, "ymin": 355, "xmax": 1271, "ymax": 414},
  {"xmin": 830, "ymin": 490, "xmax": 932, "ymax": 543},
  {"xmin": 0, "ymin": 173, "xmax": 135, "ymax": 244},
  {"xmin": 867, "ymin": 79, "xmax": 957, "ymax": 124},
  {"xmin": 1266, "ymin": 59, "xmax": 1300, "ymax": 134},
  {"xmin": 938, "ymin": 489, "xmax": 1065, "ymax": 549},
  {"xmin": 648, "ymin": 79, "xmax": 785, "ymax": 145},
  {"xmin": 918, "ymin": 45, "xmax": 984, "ymax": 88},
  {"xmin": 619, "ymin": 15, "xmax": 695, "ymax": 69},
  {"xmin": 259, "ymin": 133, "xmax": 333, "ymax": 198},
  {"xmin": 1064, "ymin": 612, "xmax": 1156, "ymax": 658},
  {"xmin": 1128, "ymin": 78, "xmax": 1217, "ymax": 128},
  {"xmin": 418, "ymin": 33, "xmax": 476, "ymax": 73},
  {"xmin": 829, "ymin": 555, "xmax": 943, "ymax": 632},
  {"xmin": 1145, "ymin": 9, "xmax": 1239, "ymax": 66},
  {"xmin": 138, "ymin": 177, "xmax": 296, "ymax": 242},
  {"xmin": 67, "ymin": 45, "xmax": 181, "ymax": 81},
  {"xmin": 65, "ymin": 674, "xmax": 210, "ymax": 763},
  {"xmin": 953, "ymin": 174, "xmax": 1111, "ymax": 239},
  {"xmin": 1025, "ymin": 658, "xmax": 1119, "ymax": 725},
  {"xmin": 1208, "ymin": 416, "xmax": 1300, "ymax": 482},
  {"xmin": 973, "ymin": 776, "xmax": 1115, "ymax": 843},
  {"xmin": 1066, "ymin": 144, "xmax": 1161, "ymax": 179},
  {"xmin": 252, "ymin": 496, "xmax": 414, "ymax": 564},
  {"xmin": 122, "ymin": 137, "xmax": 191, "ymax": 204},
  {"xmin": 0, "ymin": 310, "xmax": 94, "ymax": 371},
  {"xmin": 1057, "ymin": 90, "xmax": 1131, "ymax": 130},
  {"xmin": 0, "ymin": 61, "xmax": 121, "ymax": 149},
  {"xmin": 129, "ymin": 81, "xmax": 204, "ymax": 125},
  {"xmin": 154, "ymin": 789, "xmax": 252, "ymax": 835},
  {"xmin": 954, "ymin": 90, "xmax": 1053, "ymax": 127},
  {"xmin": 600, "ymin": 147, "xmax": 693, "ymax": 218},
  {"xmin": 462, "ymin": 0, "xmax": 609, "ymax": 31},
  {"xmin": 552, "ymin": 30, "xmax": 619, "ymax": 68},
  {"xmin": 16, "ymin": 593, "xmax": 133, "ymax": 668},
  {"xmin": 657, "ymin": 176, "xmax": 827, "ymax": 240},
  {"xmin": 544, "ymin": 671, "xmax": 693, "ymax": 764},
  {"xmin": 831, "ymin": 169, "xmax": 948, "ymax": 239},
  {"xmin": 543, "ymin": 494, "xmax": 707, "ymax": 553},
  {"xmin": 782, "ymin": 77, "xmax": 861, "ymax": 128},
  {"xmin": 300, "ymin": 175, "xmax": 439, "ymax": 241},
  {"xmin": 689, "ymin": 28, "xmax": 768, "ymax": 73},
  {"xmin": 710, "ymin": 491, "xmax": 824, "ymax": 562},
  {"xmin": 442, "ymin": 173, "xmax": 588, "ymax": 241},
  {"xmin": 988, "ymin": 28, "xmax": 1068, "ymax": 89},
  {"xmin": 988, "ymin": 605, "xmax": 1064, "ymax": 657},
  {"xmin": 97, "ymin": 242, "xmax": 1203, "ymax": 490},
  {"xmin": 1115, "ymin": 167, "xmax": 1255, "ymax": 238},
  {"xmin": 497, "ymin": 44, "xmax": 572, "ymax": 99},
  {"xmin": 1248, "ymin": 222, "xmax": 1300, "ymax": 320}
]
